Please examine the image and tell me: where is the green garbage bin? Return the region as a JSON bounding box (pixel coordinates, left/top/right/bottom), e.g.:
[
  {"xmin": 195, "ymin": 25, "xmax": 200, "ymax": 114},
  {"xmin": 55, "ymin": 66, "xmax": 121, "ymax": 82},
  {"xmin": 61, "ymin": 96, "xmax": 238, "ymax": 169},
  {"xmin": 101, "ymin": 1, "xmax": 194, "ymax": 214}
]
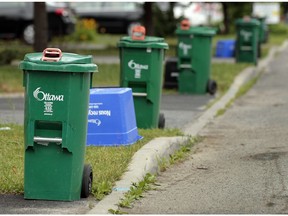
[
  {"xmin": 118, "ymin": 26, "xmax": 168, "ymax": 129},
  {"xmin": 235, "ymin": 17, "xmax": 260, "ymax": 65},
  {"xmin": 19, "ymin": 48, "xmax": 97, "ymax": 201},
  {"xmin": 176, "ymin": 21, "xmax": 217, "ymax": 94},
  {"xmin": 253, "ymin": 16, "xmax": 268, "ymax": 44}
]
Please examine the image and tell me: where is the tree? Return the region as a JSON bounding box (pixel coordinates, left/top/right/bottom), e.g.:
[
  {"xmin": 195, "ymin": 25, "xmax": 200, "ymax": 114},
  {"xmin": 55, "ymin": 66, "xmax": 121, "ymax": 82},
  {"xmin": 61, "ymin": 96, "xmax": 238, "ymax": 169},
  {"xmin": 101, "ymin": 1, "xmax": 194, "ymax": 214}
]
[
  {"xmin": 143, "ymin": 2, "xmax": 154, "ymax": 36},
  {"xmin": 153, "ymin": 2, "xmax": 178, "ymax": 37},
  {"xmin": 33, "ymin": 2, "xmax": 48, "ymax": 52},
  {"xmin": 143, "ymin": 2, "xmax": 178, "ymax": 37},
  {"xmin": 221, "ymin": 2, "xmax": 253, "ymax": 34}
]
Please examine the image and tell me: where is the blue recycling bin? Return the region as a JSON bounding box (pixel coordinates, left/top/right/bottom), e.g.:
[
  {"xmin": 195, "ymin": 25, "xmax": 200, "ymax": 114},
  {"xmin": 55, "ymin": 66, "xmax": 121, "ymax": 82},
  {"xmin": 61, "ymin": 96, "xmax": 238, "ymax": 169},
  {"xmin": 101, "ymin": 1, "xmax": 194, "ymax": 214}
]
[
  {"xmin": 215, "ymin": 39, "xmax": 235, "ymax": 58},
  {"xmin": 87, "ymin": 88, "xmax": 142, "ymax": 146}
]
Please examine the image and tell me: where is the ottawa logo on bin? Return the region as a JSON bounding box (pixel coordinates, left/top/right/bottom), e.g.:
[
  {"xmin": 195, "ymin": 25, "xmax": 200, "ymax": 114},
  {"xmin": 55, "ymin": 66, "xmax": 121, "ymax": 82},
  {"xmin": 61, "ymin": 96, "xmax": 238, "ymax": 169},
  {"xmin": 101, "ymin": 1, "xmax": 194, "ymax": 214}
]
[
  {"xmin": 240, "ymin": 30, "xmax": 252, "ymax": 41},
  {"xmin": 33, "ymin": 87, "xmax": 64, "ymax": 102},
  {"xmin": 179, "ymin": 42, "xmax": 192, "ymax": 56},
  {"xmin": 128, "ymin": 60, "xmax": 149, "ymax": 79}
]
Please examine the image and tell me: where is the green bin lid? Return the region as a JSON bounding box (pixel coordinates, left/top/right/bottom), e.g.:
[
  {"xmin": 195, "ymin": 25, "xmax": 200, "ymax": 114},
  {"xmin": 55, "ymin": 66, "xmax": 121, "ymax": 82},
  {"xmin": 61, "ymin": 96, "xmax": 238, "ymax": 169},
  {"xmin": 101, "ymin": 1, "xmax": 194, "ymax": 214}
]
[
  {"xmin": 235, "ymin": 18, "xmax": 260, "ymax": 26},
  {"xmin": 117, "ymin": 36, "xmax": 169, "ymax": 49},
  {"xmin": 19, "ymin": 49, "xmax": 98, "ymax": 73},
  {"xmin": 176, "ymin": 26, "xmax": 217, "ymax": 36}
]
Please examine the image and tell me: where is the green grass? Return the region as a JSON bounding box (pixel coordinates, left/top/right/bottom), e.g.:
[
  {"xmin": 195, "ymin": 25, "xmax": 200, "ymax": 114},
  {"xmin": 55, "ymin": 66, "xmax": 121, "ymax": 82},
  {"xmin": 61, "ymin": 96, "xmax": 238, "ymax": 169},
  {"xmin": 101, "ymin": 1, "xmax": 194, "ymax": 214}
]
[
  {"xmin": 0, "ymin": 62, "xmax": 254, "ymax": 95},
  {"xmin": 0, "ymin": 124, "xmax": 24, "ymax": 194},
  {"xmin": 92, "ymin": 63, "xmax": 120, "ymax": 87},
  {"xmin": 0, "ymin": 63, "xmax": 122, "ymax": 93},
  {"xmin": 0, "ymin": 65, "xmax": 24, "ymax": 93},
  {"xmin": 118, "ymin": 173, "xmax": 157, "ymax": 209},
  {"xmin": 211, "ymin": 62, "xmax": 251, "ymax": 95},
  {"xmin": 0, "ymin": 123, "xmax": 182, "ymax": 199}
]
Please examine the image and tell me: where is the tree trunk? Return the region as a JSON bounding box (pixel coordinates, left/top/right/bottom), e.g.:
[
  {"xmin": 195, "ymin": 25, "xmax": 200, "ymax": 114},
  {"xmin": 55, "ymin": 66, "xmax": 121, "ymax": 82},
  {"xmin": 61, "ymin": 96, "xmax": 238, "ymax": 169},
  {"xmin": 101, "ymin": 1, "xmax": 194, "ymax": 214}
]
[
  {"xmin": 33, "ymin": 2, "xmax": 48, "ymax": 52},
  {"xmin": 222, "ymin": 3, "xmax": 230, "ymax": 34},
  {"xmin": 143, "ymin": 2, "xmax": 154, "ymax": 36}
]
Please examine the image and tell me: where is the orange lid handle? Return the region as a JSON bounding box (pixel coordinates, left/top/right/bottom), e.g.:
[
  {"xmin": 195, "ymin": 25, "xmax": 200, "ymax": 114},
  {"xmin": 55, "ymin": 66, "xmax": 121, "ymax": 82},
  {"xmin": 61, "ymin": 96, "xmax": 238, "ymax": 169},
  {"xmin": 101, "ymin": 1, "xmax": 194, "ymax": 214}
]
[
  {"xmin": 181, "ymin": 19, "xmax": 190, "ymax": 30},
  {"xmin": 243, "ymin": 15, "xmax": 251, "ymax": 22},
  {"xmin": 131, "ymin": 25, "xmax": 146, "ymax": 40},
  {"xmin": 42, "ymin": 48, "xmax": 62, "ymax": 62}
]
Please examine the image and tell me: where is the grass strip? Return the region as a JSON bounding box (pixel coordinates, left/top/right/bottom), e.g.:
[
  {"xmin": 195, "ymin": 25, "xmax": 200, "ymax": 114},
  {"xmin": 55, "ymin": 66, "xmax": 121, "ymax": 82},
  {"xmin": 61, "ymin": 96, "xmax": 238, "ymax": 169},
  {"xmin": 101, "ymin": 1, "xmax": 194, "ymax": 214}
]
[{"xmin": 0, "ymin": 124, "xmax": 182, "ymax": 200}]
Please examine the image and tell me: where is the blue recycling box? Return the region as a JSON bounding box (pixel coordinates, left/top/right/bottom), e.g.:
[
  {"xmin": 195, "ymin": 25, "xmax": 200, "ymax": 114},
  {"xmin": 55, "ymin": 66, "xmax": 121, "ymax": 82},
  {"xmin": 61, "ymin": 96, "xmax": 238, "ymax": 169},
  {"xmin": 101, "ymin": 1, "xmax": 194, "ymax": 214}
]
[
  {"xmin": 215, "ymin": 39, "xmax": 235, "ymax": 58},
  {"xmin": 87, "ymin": 88, "xmax": 142, "ymax": 146}
]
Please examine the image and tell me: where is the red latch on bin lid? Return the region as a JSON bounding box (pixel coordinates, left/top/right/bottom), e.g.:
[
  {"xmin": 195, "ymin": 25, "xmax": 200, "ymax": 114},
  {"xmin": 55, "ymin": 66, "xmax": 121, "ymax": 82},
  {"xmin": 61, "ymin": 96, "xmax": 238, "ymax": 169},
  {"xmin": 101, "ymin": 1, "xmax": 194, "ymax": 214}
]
[
  {"xmin": 41, "ymin": 48, "xmax": 62, "ymax": 62},
  {"xmin": 181, "ymin": 19, "xmax": 190, "ymax": 30},
  {"xmin": 131, "ymin": 25, "xmax": 146, "ymax": 40},
  {"xmin": 243, "ymin": 15, "xmax": 251, "ymax": 22}
]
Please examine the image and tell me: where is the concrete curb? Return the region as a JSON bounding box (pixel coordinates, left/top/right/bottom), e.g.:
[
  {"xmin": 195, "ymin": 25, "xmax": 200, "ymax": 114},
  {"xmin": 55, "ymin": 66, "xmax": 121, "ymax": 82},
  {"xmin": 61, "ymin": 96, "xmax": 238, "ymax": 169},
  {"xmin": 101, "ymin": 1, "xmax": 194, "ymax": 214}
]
[
  {"xmin": 87, "ymin": 40, "xmax": 288, "ymax": 214},
  {"xmin": 88, "ymin": 136, "xmax": 190, "ymax": 214}
]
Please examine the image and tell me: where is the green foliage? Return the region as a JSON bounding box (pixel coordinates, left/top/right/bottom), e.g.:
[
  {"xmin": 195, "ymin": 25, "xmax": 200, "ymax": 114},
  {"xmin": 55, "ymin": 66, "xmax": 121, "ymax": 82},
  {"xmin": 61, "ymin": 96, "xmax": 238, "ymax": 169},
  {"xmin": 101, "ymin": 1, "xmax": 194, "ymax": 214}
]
[
  {"xmin": 0, "ymin": 124, "xmax": 24, "ymax": 194},
  {"xmin": 118, "ymin": 137, "xmax": 200, "ymax": 209},
  {"xmin": 159, "ymin": 137, "xmax": 200, "ymax": 172},
  {"xmin": 169, "ymin": 145, "xmax": 191, "ymax": 164},
  {"xmin": 269, "ymin": 24, "xmax": 288, "ymax": 35},
  {"xmin": 85, "ymin": 128, "xmax": 182, "ymax": 200},
  {"xmin": 92, "ymin": 64, "xmax": 120, "ymax": 87},
  {"xmin": 236, "ymin": 73, "xmax": 260, "ymax": 98},
  {"xmin": 67, "ymin": 19, "xmax": 98, "ymax": 42},
  {"xmin": 108, "ymin": 209, "xmax": 127, "ymax": 214},
  {"xmin": 119, "ymin": 173, "xmax": 157, "ymax": 208},
  {"xmin": 93, "ymin": 181, "xmax": 113, "ymax": 200},
  {"xmin": 211, "ymin": 63, "xmax": 251, "ymax": 95},
  {"xmin": 223, "ymin": 2, "xmax": 253, "ymax": 33},
  {"xmin": 153, "ymin": 3, "xmax": 179, "ymax": 37},
  {"xmin": 0, "ymin": 49, "xmax": 19, "ymax": 65},
  {"xmin": 0, "ymin": 65, "xmax": 24, "ymax": 93},
  {"xmin": 158, "ymin": 157, "xmax": 169, "ymax": 172},
  {"xmin": 0, "ymin": 121, "xmax": 182, "ymax": 199}
]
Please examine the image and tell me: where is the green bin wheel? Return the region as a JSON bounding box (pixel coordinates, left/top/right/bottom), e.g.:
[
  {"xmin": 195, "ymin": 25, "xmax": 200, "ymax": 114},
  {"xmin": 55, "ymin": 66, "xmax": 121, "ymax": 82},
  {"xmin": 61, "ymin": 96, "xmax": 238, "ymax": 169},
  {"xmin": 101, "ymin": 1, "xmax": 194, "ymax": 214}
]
[
  {"xmin": 207, "ymin": 79, "xmax": 217, "ymax": 95},
  {"xmin": 158, "ymin": 113, "xmax": 165, "ymax": 129},
  {"xmin": 81, "ymin": 164, "xmax": 93, "ymax": 198}
]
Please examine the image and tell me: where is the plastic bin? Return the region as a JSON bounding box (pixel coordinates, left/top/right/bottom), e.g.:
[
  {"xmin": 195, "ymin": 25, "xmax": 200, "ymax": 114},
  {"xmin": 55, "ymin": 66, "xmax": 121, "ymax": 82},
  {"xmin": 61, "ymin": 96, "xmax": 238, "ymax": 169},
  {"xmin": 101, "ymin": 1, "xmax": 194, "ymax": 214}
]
[
  {"xmin": 19, "ymin": 48, "xmax": 97, "ymax": 201},
  {"xmin": 253, "ymin": 16, "xmax": 269, "ymax": 44},
  {"xmin": 176, "ymin": 20, "xmax": 217, "ymax": 94},
  {"xmin": 87, "ymin": 88, "xmax": 142, "ymax": 146},
  {"xmin": 235, "ymin": 17, "xmax": 260, "ymax": 65},
  {"xmin": 118, "ymin": 26, "xmax": 168, "ymax": 129},
  {"xmin": 215, "ymin": 39, "xmax": 235, "ymax": 58}
]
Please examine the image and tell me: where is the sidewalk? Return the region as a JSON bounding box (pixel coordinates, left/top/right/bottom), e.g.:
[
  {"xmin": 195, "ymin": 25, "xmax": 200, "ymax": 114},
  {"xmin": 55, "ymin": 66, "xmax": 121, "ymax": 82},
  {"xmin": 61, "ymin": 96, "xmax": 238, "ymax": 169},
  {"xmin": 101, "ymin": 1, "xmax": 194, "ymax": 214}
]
[
  {"xmin": 88, "ymin": 41, "xmax": 288, "ymax": 214},
  {"xmin": 119, "ymin": 41, "xmax": 288, "ymax": 214}
]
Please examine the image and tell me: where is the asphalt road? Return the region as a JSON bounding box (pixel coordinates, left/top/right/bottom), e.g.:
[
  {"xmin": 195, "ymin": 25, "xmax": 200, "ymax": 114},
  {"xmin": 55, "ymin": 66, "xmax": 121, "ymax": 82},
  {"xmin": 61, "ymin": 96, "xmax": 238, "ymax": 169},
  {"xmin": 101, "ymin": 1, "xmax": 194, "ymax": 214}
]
[
  {"xmin": 0, "ymin": 93, "xmax": 214, "ymax": 129},
  {"xmin": 0, "ymin": 96, "xmax": 24, "ymax": 125},
  {"xmin": 0, "ymin": 194, "xmax": 97, "ymax": 214},
  {"xmin": 119, "ymin": 46, "xmax": 288, "ymax": 213}
]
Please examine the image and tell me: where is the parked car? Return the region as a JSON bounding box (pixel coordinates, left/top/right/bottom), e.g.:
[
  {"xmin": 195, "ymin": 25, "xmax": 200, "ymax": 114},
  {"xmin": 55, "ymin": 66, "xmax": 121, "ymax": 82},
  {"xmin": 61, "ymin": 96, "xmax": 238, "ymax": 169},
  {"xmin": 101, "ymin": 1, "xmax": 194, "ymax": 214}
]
[
  {"xmin": 70, "ymin": 2, "xmax": 143, "ymax": 34},
  {"xmin": 0, "ymin": 2, "xmax": 76, "ymax": 44}
]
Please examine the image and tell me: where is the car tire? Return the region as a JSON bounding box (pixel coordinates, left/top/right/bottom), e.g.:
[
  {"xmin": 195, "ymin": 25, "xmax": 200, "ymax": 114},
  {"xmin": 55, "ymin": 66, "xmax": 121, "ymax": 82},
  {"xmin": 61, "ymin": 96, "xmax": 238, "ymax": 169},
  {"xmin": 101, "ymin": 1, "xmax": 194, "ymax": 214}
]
[{"xmin": 22, "ymin": 24, "xmax": 34, "ymax": 45}]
